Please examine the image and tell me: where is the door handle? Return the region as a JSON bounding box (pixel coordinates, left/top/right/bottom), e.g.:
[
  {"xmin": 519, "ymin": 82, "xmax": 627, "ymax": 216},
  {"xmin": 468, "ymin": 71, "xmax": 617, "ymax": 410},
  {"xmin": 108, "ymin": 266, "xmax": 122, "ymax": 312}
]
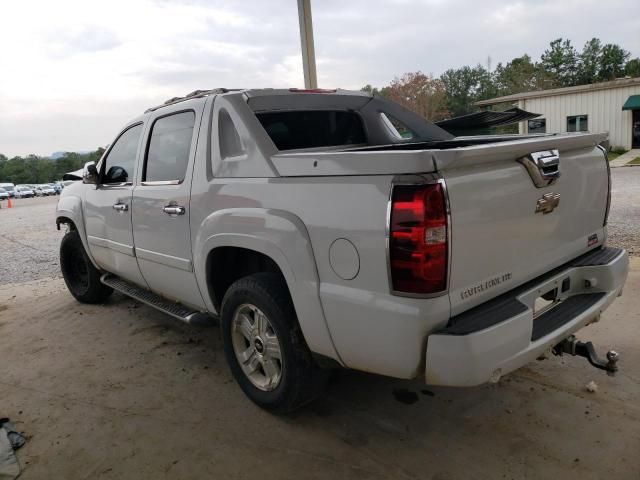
[
  {"xmin": 112, "ymin": 203, "xmax": 128, "ymax": 212},
  {"xmin": 163, "ymin": 205, "xmax": 185, "ymax": 215}
]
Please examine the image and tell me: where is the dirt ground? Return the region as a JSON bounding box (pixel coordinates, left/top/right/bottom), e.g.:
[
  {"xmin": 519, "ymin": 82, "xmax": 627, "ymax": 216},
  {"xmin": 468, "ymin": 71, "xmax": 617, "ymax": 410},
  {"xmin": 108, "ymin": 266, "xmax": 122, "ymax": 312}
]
[
  {"xmin": 1, "ymin": 263, "xmax": 639, "ymax": 479},
  {"xmin": 1, "ymin": 170, "xmax": 640, "ymax": 479}
]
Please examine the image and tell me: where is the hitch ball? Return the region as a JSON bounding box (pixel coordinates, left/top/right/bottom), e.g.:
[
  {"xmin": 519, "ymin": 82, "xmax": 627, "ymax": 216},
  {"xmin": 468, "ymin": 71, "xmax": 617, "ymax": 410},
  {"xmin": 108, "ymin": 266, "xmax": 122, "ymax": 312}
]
[{"xmin": 606, "ymin": 350, "xmax": 619, "ymax": 376}]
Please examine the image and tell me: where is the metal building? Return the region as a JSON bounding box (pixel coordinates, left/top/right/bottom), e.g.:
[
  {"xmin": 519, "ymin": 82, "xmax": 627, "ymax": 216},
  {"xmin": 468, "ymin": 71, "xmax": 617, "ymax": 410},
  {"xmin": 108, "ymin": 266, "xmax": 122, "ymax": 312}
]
[{"xmin": 476, "ymin": 77, "xmax": 640, "ymax": 150}]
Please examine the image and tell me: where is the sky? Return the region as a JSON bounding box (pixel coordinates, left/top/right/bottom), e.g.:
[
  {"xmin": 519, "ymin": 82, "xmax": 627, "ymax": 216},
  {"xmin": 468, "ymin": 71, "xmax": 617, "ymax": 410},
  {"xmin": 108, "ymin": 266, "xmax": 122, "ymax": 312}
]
[{"xmin": 1, "ymin": 0, "xmax": 638, "ymax": 157}]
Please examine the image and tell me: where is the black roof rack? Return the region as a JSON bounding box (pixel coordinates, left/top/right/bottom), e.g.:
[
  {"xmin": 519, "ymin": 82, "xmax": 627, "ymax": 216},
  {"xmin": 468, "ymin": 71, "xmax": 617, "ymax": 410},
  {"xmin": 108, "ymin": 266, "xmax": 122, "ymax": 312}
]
[{"xmin": 144, "ymin": 88, "xmax": 240, "ymax": 113}]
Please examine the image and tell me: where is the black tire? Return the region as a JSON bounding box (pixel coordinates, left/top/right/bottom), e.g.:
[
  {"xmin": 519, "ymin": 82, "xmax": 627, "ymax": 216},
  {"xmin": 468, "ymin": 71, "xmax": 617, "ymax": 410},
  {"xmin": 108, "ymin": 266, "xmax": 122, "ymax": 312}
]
[
  {"xmin": 60, "ymin": 230, "xmax": 113, "ymax": 303},
  {"xmin": 221, "ymin": 273, "xmax": 329, "ymax": 414}
]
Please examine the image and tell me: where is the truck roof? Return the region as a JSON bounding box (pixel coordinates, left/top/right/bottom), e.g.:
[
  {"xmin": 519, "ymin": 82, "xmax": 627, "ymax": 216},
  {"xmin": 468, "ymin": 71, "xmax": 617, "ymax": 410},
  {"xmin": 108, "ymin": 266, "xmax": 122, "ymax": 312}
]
[{"xmin": 144, "ymin": 88, "xmax": 372, "ymax": 113}]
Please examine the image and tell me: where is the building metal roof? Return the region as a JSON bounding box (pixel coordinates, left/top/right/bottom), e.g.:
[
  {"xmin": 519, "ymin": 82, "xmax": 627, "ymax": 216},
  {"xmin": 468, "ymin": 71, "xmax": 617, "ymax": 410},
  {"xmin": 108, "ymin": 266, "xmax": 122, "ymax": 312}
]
[{"xmin": 475, "ymin": 77, "xmax": 640, "ymax": 107}]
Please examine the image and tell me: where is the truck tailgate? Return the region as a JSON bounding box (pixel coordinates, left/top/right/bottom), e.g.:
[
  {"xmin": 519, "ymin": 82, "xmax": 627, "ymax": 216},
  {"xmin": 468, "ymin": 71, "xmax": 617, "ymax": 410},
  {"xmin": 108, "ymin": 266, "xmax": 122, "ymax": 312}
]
[{"xmin": 436, "ymin": 134, "xmax": 610, "ymax": 315}]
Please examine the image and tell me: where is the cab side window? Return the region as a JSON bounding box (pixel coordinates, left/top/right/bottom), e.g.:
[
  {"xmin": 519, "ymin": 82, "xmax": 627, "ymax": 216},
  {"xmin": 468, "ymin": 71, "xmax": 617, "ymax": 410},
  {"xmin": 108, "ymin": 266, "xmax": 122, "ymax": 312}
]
[
  {"xmin": 102, "ymin": 124, "xmax": 143, "ymax": 184},
  {"xmin": 144, "ymin": 111, "xmax": 196, "ymax": 182}
]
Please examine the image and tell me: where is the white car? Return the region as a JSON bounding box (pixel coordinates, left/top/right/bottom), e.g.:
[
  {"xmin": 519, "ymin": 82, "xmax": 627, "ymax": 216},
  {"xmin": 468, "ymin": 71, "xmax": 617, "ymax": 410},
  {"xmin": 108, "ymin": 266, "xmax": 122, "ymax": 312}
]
[
  {"xmin": 0, "ymin": 187, "xmax": 9, "ymax": 200},
  {"xmin": 14, "ymin": 186, "xmax": 35, "ymax": 198},
  {"xmin": 0, "ymin": 183, "xmax": 15, "ymax": 197},
  {"xmin": 35, "ymin": 184, "xmax": 56, "ymax": 196},
  {"xmin": 56, "ymin": 88, "xmax": 628, "ymax": 412}
]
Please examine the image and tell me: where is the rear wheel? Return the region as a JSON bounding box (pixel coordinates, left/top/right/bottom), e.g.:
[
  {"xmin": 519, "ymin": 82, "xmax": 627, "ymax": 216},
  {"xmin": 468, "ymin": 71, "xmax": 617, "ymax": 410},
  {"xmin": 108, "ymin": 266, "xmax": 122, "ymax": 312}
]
[
  {"xmin": 60, "ymin": 230, "xmax": 113, "ymax": 303},
  {"xmin": 221, "ymin": 273, "xmax": 329, "ymax": 413}
]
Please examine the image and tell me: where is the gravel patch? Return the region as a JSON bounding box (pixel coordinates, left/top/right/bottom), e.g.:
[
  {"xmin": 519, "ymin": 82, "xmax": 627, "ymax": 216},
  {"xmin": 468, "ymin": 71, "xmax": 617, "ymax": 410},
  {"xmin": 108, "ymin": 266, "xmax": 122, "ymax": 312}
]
[
  {"xmin": 607, "ymin": 168, "xmax": 640, "ymax": 257},
  {"xmin": 0, "ymin": 196, "xmax": 63, "ymax": 286}
]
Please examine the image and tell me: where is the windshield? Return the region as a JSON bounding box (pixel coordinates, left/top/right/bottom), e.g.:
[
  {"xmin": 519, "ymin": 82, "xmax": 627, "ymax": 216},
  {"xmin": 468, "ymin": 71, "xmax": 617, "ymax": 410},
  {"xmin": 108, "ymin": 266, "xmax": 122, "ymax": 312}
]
[{"xmin": 0, "ymin": 188, "xmax": 6, "ymax": 193}]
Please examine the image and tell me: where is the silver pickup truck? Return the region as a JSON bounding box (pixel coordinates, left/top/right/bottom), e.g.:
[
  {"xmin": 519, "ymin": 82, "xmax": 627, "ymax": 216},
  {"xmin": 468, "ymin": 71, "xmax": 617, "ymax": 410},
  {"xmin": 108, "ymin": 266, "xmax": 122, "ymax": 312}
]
[{"xmin": 56, "ymin": 88, "xmax": 629, "ymax": 412}]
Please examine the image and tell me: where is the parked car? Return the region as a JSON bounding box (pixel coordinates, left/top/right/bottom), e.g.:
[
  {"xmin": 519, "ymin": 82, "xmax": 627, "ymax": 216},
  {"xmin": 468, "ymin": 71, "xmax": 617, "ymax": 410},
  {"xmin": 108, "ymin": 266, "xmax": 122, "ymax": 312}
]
[
  {"xmin": 52, "ymin": 182, "xmax": 63, "ymax": 194},
  {"xmin": 35, "ymin": 184, "xmax": 56, "ymax": 196},
  {"xmin": 0, "ymin": 183, "xmax": 16, "ymax": 198},
  {"xmin": 14, "ymin": 186, "xmax": 35, "ymax": 198},
  {"xmin": 0, "ymin": 187, "xmax": 9, "ymax": 200},
  {"xmin": 56, "ymin": 88, "xmax": 628, "ymax": 413}
]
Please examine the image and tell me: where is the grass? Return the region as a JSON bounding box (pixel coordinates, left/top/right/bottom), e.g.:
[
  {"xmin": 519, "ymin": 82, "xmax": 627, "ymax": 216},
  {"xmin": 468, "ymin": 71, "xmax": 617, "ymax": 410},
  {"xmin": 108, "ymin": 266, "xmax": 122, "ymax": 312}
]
[
  {"xmin": 628, "ymin": 157, "xmax": 640, "ymax": 165},
  {"xmin": 607, "ymin": 148, "xmax": 628, "ymax": 161}
]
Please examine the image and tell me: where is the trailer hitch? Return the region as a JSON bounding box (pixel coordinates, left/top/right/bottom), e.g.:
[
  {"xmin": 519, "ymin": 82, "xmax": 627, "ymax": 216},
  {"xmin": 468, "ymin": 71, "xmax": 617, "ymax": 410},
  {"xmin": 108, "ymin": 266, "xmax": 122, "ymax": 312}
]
[{"xmin": 552, "ymin": 335, "xmax": 619, "ymax": 376}]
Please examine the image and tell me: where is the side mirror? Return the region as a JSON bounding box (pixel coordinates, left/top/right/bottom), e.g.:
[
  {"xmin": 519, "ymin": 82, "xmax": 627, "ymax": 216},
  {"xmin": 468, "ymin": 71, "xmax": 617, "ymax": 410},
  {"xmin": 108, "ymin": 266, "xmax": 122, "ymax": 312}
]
[
  {"xmin": 104, "ymin": 166, "xmax": 128, "ymax": 184},
  {"xmin": 83, "ymin": 162, "xmax": 98, "ymax": 184}
]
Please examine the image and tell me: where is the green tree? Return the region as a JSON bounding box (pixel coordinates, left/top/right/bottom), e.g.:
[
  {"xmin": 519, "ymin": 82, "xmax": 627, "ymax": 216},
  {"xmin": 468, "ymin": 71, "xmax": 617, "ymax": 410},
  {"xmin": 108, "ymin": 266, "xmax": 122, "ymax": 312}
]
[
  {"xmin": 0, "ymin": 149, "xmax": 106, "ymax": 184},
  {"xmin": 540, "ymin": 38, "xmax": 578, "ymax": 87},
  {"xmin": 475, "ymin": 66, "xmax": 499, "ymax": 103},
  {"xmin": 53, "ymin": 152, "xmax": 85, "ymax": 179},
  {"xmin": 577, "ymin": 38, "xmax": 602, "ymax": 85},
  {"xmin": 361, "ymin": 84, "xmax": 380, "ymax": 95},
  {"xmin": 360, "ymin": 84, "xmax": 390, "ymax": 97},
  {"xmin": 0, "ymin": 154, "xmax": 7, "ymax": 181},
  {"xmin": 494, "ymin": 54, "xmax": 551, "ymax": 95},
  {"xmin": 598, "ymin": 44, "xmax": 631, "ymax": 80},
  {"xmin": 440, "ymin": 65, "xmax": 495, "ymax": 117},
  {"xmin": 626, "ymin": 58, "xmax": 640, "ymax": 77}
]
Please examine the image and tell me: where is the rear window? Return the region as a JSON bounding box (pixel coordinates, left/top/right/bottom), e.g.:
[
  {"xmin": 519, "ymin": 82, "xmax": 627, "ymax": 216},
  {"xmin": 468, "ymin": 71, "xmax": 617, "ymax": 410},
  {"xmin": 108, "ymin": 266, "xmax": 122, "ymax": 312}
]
[
  {"xmin": 255, "ymin": 110, "xmax": 366, "ymax": 150},
  {"xmin": 144, "ymin": 111, "xmax": 195, "ymax": 182}
]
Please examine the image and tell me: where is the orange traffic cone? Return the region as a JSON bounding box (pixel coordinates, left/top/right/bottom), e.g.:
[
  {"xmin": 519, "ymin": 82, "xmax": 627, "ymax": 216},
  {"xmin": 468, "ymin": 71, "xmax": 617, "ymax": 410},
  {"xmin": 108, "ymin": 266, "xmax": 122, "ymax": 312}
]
[{"xmin": 7, "ymin": 197, "xmax": 13, "ymax": 208}]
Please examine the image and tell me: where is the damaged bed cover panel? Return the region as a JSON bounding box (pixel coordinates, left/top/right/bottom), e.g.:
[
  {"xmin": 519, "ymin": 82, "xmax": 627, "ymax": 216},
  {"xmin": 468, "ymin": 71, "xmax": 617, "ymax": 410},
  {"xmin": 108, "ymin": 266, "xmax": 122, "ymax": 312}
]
[{"xmin": 270, "ymin": 132, "xmax": 607, "ymax": 177}]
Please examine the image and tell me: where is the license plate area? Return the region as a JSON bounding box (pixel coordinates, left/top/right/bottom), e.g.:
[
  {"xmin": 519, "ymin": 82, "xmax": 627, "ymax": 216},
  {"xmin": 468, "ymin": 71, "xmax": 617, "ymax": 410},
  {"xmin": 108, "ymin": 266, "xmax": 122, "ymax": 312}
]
[{"xmin": 533, "ymin": 287, "xmax": 559, "ymax": 318}]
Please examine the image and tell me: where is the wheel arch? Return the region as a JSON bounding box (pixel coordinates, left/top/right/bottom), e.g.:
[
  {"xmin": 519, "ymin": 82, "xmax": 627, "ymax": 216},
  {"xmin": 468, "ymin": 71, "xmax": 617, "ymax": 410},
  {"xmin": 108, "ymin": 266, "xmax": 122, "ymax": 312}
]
[
  {"xmin": 206, "ymin": 246, "xmax": 285, "ymax": 312},
  {"xmin": 56, "ymin": 193, "xmax": 99, "ymax": 269},
  {"xmin": 193, "ymin": 208, "xmax": 342, "ymax": 365}
]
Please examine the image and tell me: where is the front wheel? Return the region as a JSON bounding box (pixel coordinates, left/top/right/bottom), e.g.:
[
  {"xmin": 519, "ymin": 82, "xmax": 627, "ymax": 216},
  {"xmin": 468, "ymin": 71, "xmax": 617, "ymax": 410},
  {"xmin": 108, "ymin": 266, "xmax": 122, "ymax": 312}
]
[
  {"xmin": 221, "ymin": 273, "xmax": 329, "ymax": 414},
  {"xmin": 60, "ymin": 230, "xmax": 113, "ymax": 303}
]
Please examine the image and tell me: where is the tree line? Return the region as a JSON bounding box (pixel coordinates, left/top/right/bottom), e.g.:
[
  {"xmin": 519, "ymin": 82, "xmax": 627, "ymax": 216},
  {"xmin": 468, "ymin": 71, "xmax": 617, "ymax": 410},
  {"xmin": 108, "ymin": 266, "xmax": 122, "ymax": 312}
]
[
  {"xmin": 362, "ymin": 37, "xmax": 640, "ymax": 121},
  {"xmin": 2, "ymin": 36, "xmax": 637, "ymax": 177},
  {"xmin": 0, "ymin": 149, "xmax": 104, "ymax": 185}
]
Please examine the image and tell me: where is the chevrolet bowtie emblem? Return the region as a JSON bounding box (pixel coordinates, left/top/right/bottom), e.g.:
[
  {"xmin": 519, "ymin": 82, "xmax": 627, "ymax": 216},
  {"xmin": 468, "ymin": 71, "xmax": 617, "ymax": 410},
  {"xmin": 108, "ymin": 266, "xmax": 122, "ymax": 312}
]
[{"xmin": 536, "ymin": 192, "xmax": 560, "ymax": 214}]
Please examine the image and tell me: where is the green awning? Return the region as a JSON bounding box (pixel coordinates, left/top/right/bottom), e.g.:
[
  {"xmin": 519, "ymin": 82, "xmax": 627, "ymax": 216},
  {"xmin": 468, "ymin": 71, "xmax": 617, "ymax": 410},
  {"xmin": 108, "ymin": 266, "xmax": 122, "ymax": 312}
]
[{"xmin": 622, "ymin": 95, "xmax": 640, "ymax": 110}]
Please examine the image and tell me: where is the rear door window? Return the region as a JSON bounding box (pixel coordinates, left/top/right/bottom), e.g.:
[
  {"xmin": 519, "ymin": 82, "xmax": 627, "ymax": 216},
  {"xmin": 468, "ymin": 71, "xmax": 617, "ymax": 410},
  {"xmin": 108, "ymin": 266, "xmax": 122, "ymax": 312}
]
[
  {"xmin": 144, "ymin": 111, "xmax": 196, "ymax": 182},
  {"xmin": 255, "ymin": 110, "xmax": 366, "ymax": 150}
]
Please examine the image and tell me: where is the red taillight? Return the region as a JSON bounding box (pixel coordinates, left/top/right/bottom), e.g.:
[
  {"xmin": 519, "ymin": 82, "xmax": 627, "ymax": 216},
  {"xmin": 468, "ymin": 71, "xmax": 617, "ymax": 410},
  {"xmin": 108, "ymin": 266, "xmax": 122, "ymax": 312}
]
[{"xmin": 389, "ymin": 183, "xmax": 448, "ymax": 295}]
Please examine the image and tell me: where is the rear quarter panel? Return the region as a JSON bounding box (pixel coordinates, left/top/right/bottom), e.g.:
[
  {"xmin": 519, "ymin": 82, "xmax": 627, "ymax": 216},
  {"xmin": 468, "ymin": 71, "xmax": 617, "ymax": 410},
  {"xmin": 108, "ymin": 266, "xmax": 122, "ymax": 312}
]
[{"xmin": 189, "ymin": 173, "xmax": 451, "ymax": 378}]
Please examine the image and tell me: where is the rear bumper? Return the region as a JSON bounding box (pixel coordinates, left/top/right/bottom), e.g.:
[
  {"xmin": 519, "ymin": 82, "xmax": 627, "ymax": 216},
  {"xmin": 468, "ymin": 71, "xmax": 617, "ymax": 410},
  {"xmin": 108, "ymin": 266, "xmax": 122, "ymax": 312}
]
[{"xmin": 425, "ymin": 247, "xmax": 629, "ymax": 386}]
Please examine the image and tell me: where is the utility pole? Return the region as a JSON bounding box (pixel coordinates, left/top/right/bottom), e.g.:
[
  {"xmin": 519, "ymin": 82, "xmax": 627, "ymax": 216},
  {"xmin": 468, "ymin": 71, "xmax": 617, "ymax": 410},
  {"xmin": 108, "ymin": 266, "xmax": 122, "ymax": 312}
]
[{"xmin": 297, "ymin": 0, "xmax": 318, "ymax": 88}]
